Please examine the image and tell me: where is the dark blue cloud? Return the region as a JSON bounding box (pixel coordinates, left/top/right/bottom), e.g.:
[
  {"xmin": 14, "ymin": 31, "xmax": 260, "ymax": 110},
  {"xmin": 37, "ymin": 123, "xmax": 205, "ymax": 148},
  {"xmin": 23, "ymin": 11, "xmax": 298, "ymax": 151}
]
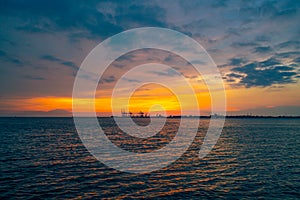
[
  {"xmin": 9, "ymin": 58, "xmax": 22, "ymax": 65},
  {"xmin": 0, "ymin": 50, "xmax": 6, "ymax": 57},
  {"xmin": 1, "ymin": 0, "xmax": 167, "ymax": 40},
  {"xmin": 114, "ymin": 54, "xmax": 136, "ymax": 63},
  {"xmin": 23, "ymin": 75, "xmax": 45, "ymax": 81},
  {"xmin": 40, "ymin": 55, "xmax": 61, "ymax": 62},
  {"xmin": 226, "ymin": 73, "xmax": 244, "ymax": 79},
  {"xmin": 1, "ymin": 0, "xmax": 123, "ymax": 39},
  {"xmin": 149, "ymin": 68, "xmax": 180, "ymax": 77},
  {"xmin": 258, "ymin": 57, "xmax": 281, "ymax": 68},
  {"xmin": 40, "ymin": 54, "xmax": 78, "ymax": 72},
  {"xmin": 294, "ymin": 57, "xmax": 300, "ymax": 63},
  {"xmin": 253, "ymin": 46, "xmax": 272, "ymax": 54},
  {"xmin": 226, "ymin": 57, "xmax": 299, "ymax": 87},
  {"xmin": 122, "ymin": 77, "xmax": 141, "ymax": 83},
  {"xmin": 219, "ymin": 57, "xmax": 248, "ymax": 68},
  {"xmin": 231, "ymin": 41, "xmax": 258, "ymax": 48},
  {"xmin": 255, "ymin": 35, "xmax": 271, "ymax": 42},
  {"xmin": 276, "ymin": 41, "xmax": 300, "ymax": 50},
  {"xmin": 101, "ymin": 75, "xmax": 115, "ymax": 83},
  {"xmin": 276, "ymin": 51, "xmax": 300, "ymax": 59},
  {"xmin": 238, "ymin": 0, "xmax": 300, "ymax": 21},
  {"xmin": 61, "ymin": 61, "xmax": 78, "ymax": 70},
  {"xmin": 274, "ymin": 66, "xmax": 295, "ymax": 71},
  {"xmin": 228, "ymin": 57, "xmax": 247, "ymax": 66},
  {"xmin": 114, "ymin": 4, "xmax": 166, "ymax": 28},
  {"xmin": 275, "ymin": 8, "xmax": 298, "ymax": 18},
  {"xmin": 1, "ymin": 52, "xmax": 24, "ymax": 66},
  {"xmin": 211, "ymin": 0, "xmax": 228, "ymax": 8}
]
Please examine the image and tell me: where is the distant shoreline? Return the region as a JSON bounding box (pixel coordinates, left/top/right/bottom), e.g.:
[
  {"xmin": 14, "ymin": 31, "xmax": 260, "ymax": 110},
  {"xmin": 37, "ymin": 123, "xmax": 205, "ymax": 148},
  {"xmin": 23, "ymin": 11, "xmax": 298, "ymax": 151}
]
[
  {"xmin": 168, "ymin": 115, "xmax": 300, "ymax": 119},
  {"xmin": 0, "ymin": 115, "xmax": 300, "ymax": 118}
]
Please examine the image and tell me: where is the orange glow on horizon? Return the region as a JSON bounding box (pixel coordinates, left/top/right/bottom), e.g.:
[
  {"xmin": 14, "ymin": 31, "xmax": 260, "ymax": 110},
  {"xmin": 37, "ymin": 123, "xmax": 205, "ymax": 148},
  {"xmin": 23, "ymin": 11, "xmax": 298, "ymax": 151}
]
[
  {"xmin": 3, "ymin": 83, "xmax": 212, "ymax": 115},
  {"xmin": 4, "ymin": 81, "xmax": 298, "ymax": 116}
]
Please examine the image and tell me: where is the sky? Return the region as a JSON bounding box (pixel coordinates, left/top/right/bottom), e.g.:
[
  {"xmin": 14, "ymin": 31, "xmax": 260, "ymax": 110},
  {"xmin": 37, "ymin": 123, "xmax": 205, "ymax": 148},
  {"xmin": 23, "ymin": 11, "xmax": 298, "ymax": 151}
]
[{"xmin": 0, "ymin": 0, "xmax": 299, "ymax": 116}]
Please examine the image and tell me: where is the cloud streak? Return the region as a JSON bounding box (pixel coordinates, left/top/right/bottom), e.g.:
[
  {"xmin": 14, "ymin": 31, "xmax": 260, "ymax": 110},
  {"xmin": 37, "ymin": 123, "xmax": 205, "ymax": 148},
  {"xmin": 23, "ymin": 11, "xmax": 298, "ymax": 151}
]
[{"xmin": 40, "ymin": 54, "xmax": 79, "ymax": 73}]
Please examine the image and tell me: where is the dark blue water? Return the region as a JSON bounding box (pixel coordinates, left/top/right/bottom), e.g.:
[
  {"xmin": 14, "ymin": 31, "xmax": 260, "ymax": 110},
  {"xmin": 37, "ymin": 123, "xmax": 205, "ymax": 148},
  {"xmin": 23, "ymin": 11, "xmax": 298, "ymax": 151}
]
[{"xmin": 1, "ymin": 118, "xmax": 299, "ymax": 199}]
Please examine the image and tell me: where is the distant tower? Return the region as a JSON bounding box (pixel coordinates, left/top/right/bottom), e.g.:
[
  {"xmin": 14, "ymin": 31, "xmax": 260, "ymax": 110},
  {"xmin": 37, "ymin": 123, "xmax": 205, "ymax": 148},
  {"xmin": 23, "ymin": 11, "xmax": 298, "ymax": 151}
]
[{"xmin": 138, "ymin": 111, "xmax": 144, "ymax": 117}]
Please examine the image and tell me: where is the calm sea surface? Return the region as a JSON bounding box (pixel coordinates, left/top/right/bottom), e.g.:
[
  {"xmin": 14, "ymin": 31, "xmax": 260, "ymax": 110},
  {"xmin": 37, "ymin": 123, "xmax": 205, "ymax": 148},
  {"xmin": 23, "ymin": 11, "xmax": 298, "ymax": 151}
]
[{"xmin": 0, "ymin": 117, "xmax": 299, "ymax": 199}]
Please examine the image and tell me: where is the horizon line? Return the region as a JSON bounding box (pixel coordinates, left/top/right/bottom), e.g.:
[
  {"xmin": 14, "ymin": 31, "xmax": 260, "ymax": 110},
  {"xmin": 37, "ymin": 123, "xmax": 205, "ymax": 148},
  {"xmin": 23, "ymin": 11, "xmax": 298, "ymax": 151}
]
[{"xmin": 1, "ymin": 115, "xmax": 300, "ymax": 118}]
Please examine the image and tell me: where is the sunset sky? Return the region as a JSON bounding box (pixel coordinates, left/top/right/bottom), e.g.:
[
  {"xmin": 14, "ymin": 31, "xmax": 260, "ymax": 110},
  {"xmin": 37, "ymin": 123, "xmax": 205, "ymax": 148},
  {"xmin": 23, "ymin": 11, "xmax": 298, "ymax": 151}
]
[{"xmin": 0, "ymin": 0, "xmax": 299, "ymax": 116}]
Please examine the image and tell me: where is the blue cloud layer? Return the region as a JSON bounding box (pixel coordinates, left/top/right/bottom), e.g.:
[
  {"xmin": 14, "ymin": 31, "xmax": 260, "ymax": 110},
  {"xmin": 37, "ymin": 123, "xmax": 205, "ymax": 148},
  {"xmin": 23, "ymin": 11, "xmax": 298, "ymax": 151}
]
[
  {"xmin": 0, "ymin": 0, "xmax": 299, "ymax": 95},
  {"xmin": 224, "ymin": 56, "xmax": 299, "ymax": 87}
]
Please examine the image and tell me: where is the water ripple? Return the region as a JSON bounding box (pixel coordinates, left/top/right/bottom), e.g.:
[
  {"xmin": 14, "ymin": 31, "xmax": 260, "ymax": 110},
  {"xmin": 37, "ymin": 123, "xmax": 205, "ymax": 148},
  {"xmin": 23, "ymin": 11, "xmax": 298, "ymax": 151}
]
[{"xmin": 0, "ymin": 117, "xmax": 299, "ymax": 199}]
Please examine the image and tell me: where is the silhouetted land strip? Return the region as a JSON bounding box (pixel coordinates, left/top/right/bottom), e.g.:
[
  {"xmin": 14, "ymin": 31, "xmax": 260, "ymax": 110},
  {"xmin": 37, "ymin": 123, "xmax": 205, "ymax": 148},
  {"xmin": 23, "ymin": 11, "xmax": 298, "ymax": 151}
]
[
  {"xmin": 167, "ymin": 115, "xmax": 300, "ymax": 119},
  {"xmin": 1, "ymin": 115, "xmax": 300, "ymax": 118}
]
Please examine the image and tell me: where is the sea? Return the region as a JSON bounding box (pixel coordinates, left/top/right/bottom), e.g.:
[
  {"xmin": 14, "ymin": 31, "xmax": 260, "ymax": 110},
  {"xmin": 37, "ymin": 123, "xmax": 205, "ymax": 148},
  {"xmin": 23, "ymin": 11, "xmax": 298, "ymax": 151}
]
[{"xmin": 0, "ymin": 117, "xmax": 299, "ymax": 199}]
